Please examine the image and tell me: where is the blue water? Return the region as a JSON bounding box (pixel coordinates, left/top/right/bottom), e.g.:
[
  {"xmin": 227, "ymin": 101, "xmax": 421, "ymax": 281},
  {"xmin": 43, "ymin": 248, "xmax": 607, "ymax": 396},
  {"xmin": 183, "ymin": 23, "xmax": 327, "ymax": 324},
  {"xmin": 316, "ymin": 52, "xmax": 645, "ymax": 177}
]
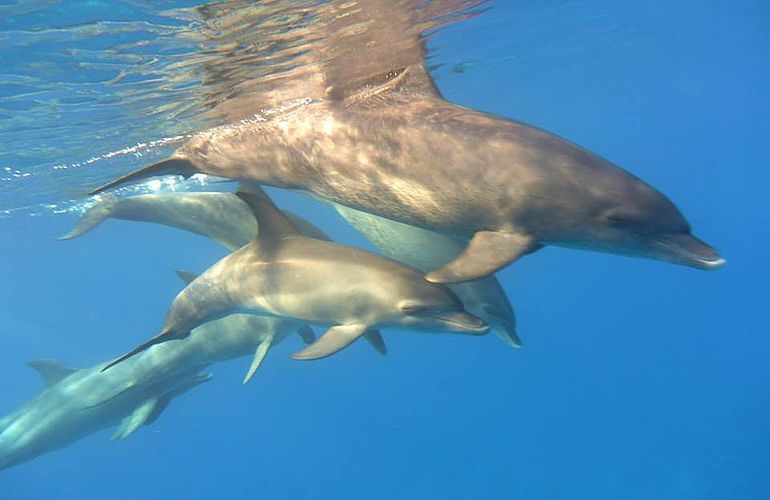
[{"xmin": 1, "ymin": 1, "xmax": 768, "ymax": 498}]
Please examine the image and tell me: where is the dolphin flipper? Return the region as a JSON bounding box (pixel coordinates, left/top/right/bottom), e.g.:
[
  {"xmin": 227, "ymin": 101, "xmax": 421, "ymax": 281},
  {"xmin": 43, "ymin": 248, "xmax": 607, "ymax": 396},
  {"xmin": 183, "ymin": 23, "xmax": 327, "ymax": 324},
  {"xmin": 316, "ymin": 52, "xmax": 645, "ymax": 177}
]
[
  {"xmin": 88, "ymin": 158, "xmax": 197, "ymax": 195},
  {"xmin": 242, "ymin": 337, "xmax": 272, "ymax": 384},
  {"xmin": 363, "ymin": 329, "xmax": 387, "ymax": 355},
  {"xmin": 111, "ymin": 399, "xmax": 158, "ymax": 441},
  {"xmin": 291, "ymin": 324, "xmax": 369, "ymax": 360},
  {"xmin": 425, "ymin": 231, "xmax": 541, "ymax": 284}
]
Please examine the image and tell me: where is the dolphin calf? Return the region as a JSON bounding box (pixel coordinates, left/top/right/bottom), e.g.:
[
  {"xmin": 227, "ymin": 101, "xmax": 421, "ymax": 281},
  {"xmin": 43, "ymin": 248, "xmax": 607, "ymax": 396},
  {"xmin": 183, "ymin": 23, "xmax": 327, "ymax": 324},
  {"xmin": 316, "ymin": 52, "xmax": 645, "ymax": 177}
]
[
  {"xmin": 89, "ymin": 0, "xmax": 723, "ymax": 283},
  {"xmin": 61, "ymin": 190, "xmax": 393, "ymax": 360},
  {"xmin": 104, "ymin": 189, "xmax": 487, "ymax": 370},
  {"xmin": 64, "ymin": 190, "xmax": 520, "ymax": 348},
  {"xmin": 0, "ymin": 312, "xmax": 311, "ymax": 471}
]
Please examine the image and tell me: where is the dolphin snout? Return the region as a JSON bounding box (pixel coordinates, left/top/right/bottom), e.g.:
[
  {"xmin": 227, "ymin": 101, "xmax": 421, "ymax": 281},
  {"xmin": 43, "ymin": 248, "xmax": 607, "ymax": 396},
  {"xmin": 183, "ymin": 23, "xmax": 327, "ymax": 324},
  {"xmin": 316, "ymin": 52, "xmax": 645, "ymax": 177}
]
[
  {"xmin": 659, "ymin": 233, "xmax": 725, "ymax": 270},
  {"xmin": 438, "ymin": 311, "xmax": 488, "ymax": 334}
]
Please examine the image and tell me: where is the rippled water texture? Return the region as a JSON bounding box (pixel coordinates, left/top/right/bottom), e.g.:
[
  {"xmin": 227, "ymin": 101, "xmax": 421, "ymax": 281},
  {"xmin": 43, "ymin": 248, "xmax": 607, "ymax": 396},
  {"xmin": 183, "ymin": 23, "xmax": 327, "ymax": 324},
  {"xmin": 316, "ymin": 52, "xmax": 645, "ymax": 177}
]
[{"xmin": 0, "ymin": 0, "xmax": 497, "ymax": 216}]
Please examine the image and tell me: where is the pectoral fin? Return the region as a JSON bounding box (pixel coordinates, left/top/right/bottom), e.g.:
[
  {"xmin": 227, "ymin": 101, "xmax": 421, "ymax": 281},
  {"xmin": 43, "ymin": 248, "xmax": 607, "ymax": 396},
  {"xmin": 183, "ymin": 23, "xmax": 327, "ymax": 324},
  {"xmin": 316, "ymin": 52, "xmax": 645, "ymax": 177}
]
[
  {"xmin": 111, "ymin": 399, "xmax": 158, "ymax": 441},
  {"xmin": 363, "ymin": 329, "xmax": 387, "ymax": 355},
  {"xmin": 243, "ymin": 338, "xmax": 272, "ymax": 384},
  {"xmin": 144, "ymin": 372, "xmax": 211, "ymax": 426},
  {"xmin": 292, "ymin": 324, "xmax": 368, "ymax": 360},
  {"xmin": 425, "ymin": 231, "xmax": 540, "ymax": 284}
]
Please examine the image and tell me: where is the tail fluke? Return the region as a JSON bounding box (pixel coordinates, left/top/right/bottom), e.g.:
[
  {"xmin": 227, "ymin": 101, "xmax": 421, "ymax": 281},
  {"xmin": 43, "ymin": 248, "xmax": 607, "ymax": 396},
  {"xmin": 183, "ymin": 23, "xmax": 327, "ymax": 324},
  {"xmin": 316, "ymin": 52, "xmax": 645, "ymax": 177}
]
[
  {"xmin": 88, "ymin": 158, "xmax": 197, "ymax": 195},
  {"xmin": 57, "ymin": 195, "xmax": 119, "ymax": 240},
  {"xmin": 101, "ymin": 328, "xmax": 187, "ymax": 372}
]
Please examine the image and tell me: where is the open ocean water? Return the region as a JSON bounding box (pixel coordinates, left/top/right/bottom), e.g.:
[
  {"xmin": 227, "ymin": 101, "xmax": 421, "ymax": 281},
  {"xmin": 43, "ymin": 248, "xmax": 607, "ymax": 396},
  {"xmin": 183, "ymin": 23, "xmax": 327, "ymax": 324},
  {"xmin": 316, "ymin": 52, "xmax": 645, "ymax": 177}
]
[{"xmin": 0, "ymin": 1, "xmax": 767, "ymax": 498}]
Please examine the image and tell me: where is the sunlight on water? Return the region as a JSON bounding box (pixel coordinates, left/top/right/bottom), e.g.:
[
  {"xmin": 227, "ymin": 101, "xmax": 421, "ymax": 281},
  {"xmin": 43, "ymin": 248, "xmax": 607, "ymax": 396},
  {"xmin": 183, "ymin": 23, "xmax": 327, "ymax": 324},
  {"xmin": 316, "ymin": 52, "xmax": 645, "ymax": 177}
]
[{"xmin": 0, "ymin": 0, "xmax": 486, "ymax": 215}]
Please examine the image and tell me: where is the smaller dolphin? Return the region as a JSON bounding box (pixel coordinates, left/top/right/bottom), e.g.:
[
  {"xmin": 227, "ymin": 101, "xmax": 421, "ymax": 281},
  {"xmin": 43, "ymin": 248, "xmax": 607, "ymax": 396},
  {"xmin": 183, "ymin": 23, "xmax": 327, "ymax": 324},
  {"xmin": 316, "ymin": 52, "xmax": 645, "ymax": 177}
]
[
  {"xmin": 104, "ymin": 189, "xmax": 487, "ymax": 370},
  {"xmin": 0, "ymin": 311, "xmax": 312, "ymax": 471},
  {"xmin": 60, "ymin": 190, "xmax": 389, "ymax": 361},
  {"xmin": 63, "ymin": 188, "xmax": 516, "ymax": 347}
]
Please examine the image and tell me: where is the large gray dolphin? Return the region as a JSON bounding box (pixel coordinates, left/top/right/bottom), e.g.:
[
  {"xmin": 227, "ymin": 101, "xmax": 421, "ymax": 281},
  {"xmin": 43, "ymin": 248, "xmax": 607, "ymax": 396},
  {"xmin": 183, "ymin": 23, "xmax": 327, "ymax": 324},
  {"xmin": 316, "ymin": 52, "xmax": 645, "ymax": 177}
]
[
  {"xmin": 64, "ymin": 190, "xmax": 520, "ymax": 348},
  {"xmin": 103, "ymin": 189, "xmax": 487, "ymax": 370},
  {"xmin": 0, "ymin": 312, "xmax": 310, "ymax": 471},
  {"xmin": 88, "ymin": 0, "xmax": 723, "ymax": 283}
]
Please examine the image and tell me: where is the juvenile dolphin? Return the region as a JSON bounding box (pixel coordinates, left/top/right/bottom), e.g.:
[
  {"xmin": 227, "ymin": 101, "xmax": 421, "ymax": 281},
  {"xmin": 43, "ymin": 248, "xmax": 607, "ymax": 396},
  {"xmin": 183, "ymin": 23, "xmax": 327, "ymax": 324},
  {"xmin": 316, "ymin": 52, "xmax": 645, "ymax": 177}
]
[
  {"xmin": 103, "ymin": 189, "xmax": 487, "ymax": 370},
  {"xmin": 61, "ymin": 191, "xmax": 391, "ymax": 360},
  {"xmin": 0, "ymin": 312, "xmax": 312, "ymax": 471},
  {"xmin": 64, "ymin": 190, "xmax": 519, "ymax": 347},
  {"xmin": 89, "ymin": 0, "xmax": 723, "ymax": 283}
]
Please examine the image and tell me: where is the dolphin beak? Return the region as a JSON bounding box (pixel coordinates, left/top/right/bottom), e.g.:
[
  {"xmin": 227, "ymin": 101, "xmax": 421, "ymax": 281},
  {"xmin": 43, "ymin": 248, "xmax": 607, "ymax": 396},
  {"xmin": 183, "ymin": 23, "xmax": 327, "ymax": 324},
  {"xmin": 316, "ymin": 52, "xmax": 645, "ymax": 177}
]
[
  {"xmin": 438, "ymin": 311, "xmax": 488, "ymax": 334},
  {"xmin": 658, "ymin": 233, "xmax": 725, "ymax": 270}
]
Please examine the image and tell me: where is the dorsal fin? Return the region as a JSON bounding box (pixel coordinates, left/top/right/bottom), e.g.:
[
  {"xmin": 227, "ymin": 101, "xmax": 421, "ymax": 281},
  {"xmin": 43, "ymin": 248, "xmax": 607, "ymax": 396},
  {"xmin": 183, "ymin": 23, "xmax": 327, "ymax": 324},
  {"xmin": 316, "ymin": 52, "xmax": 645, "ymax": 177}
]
[
  {"xmin": 175, "ymin": 269, "xmax": 199, "ymax": 285},
  {"xmin": 28, "ymin": 359, "xmax": 77, "ymax": 387},
  {"xmin": 235, "ymin": 190, "xmax": 299, "ymax": 240}
]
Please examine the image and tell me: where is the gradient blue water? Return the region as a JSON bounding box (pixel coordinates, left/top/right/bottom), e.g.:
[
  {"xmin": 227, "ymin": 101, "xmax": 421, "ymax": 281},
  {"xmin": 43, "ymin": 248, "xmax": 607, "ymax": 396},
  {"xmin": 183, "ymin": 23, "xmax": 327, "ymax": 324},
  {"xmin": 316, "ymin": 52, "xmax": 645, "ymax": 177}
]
[{"xmin": 1, "ymin": 1, "xmax": 768, "ymax": 498}]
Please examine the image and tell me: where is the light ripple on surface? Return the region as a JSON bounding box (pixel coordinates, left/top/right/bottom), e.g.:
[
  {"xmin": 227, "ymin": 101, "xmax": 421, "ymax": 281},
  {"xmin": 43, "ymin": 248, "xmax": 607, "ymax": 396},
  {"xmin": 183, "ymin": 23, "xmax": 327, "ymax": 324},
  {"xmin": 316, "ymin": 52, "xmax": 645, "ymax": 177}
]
[{"xmin": 0, "ymin": 0, "xmax": 629, "ymax": 218}]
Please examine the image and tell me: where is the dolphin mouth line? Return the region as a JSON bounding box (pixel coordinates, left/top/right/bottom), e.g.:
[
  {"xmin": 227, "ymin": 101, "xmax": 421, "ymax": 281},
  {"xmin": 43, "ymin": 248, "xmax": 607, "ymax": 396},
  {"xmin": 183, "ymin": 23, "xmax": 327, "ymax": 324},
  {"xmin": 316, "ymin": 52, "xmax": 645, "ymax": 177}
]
[
  {"xmin": 437, "ymin": 316, "xmax": 488, "ymax": 333},
  {"xmin": 693, "ymin": 256, "xmax": 726, "ymax": 269},
  {"xmin": 655, "ymin": 236, "xmax": 725, "ymax": 269}
]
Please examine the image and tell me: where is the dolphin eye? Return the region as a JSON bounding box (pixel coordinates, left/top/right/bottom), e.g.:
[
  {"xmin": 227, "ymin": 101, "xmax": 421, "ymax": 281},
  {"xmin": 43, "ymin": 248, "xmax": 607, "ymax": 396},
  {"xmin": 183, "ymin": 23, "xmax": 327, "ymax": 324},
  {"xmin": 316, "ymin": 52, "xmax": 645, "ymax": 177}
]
[
  {"xmin": 400, "ymin": 303, "xmax": 430, "ymax": 314},
  {"xmin": 606, "ymin": 213, "xmax": 644, "ymax": 228}
]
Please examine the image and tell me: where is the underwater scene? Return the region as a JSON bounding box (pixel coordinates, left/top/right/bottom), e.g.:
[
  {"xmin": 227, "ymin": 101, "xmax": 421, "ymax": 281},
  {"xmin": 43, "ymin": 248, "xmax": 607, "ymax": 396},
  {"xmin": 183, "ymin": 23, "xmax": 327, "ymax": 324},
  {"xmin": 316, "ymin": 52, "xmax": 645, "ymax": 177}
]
[{"xmin": 0, "ymin": 0, "xmax": 767, "ymax": 498}]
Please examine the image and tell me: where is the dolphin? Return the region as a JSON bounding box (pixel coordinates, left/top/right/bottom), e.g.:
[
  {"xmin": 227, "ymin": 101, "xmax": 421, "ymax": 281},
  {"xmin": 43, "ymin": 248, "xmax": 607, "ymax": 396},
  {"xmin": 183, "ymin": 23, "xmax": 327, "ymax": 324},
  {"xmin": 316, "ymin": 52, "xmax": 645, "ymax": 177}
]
[
  {"xmin": 88, "ymin": 0, "xmax": 723, "ymax": 283},
  {"xmin": 0, "ymin": 312, "xmax": 313, "ymax": 471},
  {"xmin": 103, "ymin": 189, "xmax": 487, "ymax": 370},
  {"xmin": 60, "ymin": 190, "xmax": 392, "ymax": 359},
  {"xmin": 62, "ymin": 190, "xmax": 520, "ymax": 348}
]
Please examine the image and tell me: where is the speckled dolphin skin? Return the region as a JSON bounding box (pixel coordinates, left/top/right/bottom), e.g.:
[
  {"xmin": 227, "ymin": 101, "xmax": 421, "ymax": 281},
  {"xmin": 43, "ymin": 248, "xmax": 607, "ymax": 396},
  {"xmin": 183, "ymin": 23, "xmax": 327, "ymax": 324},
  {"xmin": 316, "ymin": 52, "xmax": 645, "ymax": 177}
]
[{"xmin": 89, "ymin": 1, "xmax": 723, "ymax": 283}]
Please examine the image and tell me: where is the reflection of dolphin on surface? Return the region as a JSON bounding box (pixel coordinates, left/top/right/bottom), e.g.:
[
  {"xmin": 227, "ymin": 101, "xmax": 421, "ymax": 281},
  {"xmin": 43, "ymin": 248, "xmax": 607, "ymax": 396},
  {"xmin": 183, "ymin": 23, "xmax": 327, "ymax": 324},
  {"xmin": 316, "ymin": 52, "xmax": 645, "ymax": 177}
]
[
  {"xmin": 103, "ymin": 189, "xmax": 487, "ymax": 370},
  {"xmin": 0, "ymin": 313, "xmax": 311, "ymax": 472},
  {"xmin": 63, "ymin": 190, "xmax": 520, "ymax": 348},
  {"xmin": 89, "ymin": 0, "xmax": 723, "ymax": 283}
]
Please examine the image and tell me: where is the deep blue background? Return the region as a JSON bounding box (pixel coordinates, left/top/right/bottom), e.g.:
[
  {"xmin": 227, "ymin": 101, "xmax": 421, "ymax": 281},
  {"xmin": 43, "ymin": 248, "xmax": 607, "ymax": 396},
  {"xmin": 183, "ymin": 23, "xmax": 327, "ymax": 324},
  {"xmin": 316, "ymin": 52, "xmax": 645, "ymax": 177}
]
[{"xmin": 1, "ymin": 1, "xmax": 768, "ymax": 498}]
